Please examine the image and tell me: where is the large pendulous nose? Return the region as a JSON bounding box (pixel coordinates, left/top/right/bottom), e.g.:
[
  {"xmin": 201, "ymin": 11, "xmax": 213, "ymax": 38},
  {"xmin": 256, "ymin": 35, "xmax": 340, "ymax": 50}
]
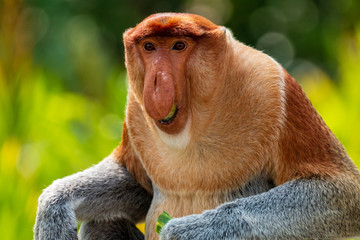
[{"xmin": 143, "ymin": 71, "xmax": 175, "ymax": 121}]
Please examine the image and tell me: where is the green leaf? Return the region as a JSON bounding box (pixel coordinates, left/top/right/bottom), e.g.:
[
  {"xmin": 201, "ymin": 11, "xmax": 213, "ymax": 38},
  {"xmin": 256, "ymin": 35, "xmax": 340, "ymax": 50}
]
[{"xmin": 155, "ymin": 211, "xmax": 173, "ymax": 234}]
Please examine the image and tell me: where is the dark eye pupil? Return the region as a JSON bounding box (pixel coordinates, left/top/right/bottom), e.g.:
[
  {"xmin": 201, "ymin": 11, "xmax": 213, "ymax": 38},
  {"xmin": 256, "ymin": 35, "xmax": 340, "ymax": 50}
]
[
  {"xmin": 144, "ymin": 43, "xmax": 155, "ymax": 51},
  {"xmin": 173, "ymin": 42, "xmax": 185, "ymax": 50}
]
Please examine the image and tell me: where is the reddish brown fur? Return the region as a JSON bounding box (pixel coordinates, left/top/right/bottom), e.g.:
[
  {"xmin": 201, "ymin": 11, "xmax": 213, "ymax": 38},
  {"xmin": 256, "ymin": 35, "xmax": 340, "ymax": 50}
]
[
  {"xmin": 125, "ymin": 13, "xmax": 219, "ymax": 43},
  {"xmin": 275, "ymin": 72, "xmax": 344, "ymax": 184},
  {"xmin": 113, "ymin": 122, "xmax": 152, "ymax": 194}
]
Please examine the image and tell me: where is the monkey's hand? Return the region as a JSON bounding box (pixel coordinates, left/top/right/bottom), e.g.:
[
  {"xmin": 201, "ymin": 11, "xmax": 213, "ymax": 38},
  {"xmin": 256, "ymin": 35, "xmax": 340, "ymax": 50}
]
[
  {"xmin": 160, "ymin": 178, "xmax": 360, "ymax": 240},
  {"xmin": 159, "ymin": 210, "xmax": 224, "ymax": 240},
  {"xmin": 34, "ymin": 157, "xmax": 152, "ymax": 240}
]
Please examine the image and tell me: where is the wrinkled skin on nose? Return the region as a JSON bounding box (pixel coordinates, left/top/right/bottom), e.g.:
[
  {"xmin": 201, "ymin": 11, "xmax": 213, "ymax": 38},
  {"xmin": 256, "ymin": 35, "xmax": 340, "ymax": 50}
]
[{"xmin": 143, "ymin": 71, "xmax": 175, "ymax": 121}]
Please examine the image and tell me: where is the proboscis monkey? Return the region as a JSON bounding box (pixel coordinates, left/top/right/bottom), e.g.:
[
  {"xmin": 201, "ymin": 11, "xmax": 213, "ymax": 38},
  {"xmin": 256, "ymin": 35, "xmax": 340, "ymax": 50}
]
[{"xmin": 34, "ymin": 13, "xmax": 360, "ymax": 240}]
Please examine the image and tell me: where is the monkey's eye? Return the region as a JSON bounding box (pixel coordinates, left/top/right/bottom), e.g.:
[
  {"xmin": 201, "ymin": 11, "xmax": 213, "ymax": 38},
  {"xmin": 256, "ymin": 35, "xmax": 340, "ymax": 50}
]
[
  {"xmin": 172, "ymin": 41, "xmax": 186, "ymax": 51},
  {"xmin": 144, "ymin": 42, "xmax": 155, "ymax": 51}
]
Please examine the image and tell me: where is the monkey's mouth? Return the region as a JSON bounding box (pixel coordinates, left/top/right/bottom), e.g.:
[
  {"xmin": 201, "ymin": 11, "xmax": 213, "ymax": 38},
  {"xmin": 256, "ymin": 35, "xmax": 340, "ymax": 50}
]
[{"xmin": 158, "ymin": 104, "xmax": 178, "ymax": 125}]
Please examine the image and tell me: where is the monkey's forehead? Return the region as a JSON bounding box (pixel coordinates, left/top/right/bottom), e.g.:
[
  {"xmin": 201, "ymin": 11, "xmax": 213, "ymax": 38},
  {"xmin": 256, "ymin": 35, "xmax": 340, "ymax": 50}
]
[{"xmin": 124, "ymin": 13, "xmax": 220, "ymax": 43}]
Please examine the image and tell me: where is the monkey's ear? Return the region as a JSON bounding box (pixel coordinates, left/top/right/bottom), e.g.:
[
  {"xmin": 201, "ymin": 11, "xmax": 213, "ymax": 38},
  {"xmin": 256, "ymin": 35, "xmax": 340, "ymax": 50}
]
[
  {"xmin": 123, "ymin": 27, "xmax": 136, "ymax": 47},
  {"xmin": 217, "ymin": 26, "xmax": 234, "ymax": 43},
  {"xmin": 113, "ymin": 122, "xmax": 153, "ymax": 194},
  {"xmin": 220, "ymin": 27, "xmax": 232, "ymax": 36}
]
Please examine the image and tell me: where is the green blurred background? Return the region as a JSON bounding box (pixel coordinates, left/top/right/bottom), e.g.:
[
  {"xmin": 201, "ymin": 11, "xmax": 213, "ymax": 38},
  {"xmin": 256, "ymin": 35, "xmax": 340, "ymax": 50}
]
[{"xmin": 1, "ymin": 0, "xmax": 360, "ymax": 239}]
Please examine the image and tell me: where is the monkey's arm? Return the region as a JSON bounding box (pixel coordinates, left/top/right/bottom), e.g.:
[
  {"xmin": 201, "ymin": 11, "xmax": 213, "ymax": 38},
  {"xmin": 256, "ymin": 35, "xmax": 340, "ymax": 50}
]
[
  {"xmin": 160, "ymin": 177, "xmax": 360, "ymax": 240},
  {"xmin": 34, "ymin": 157, "xmax": 152, "ymax": 240}
]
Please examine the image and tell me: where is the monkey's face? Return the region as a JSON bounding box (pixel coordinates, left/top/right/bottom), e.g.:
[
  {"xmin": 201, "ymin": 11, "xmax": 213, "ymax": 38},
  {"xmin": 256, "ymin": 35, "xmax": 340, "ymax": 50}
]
[
  {"xmin": 123, "ymin": 13, "xmax": 224, "ymax": 135},
  {"xmin": 136, "ymin": 36, "xmax": 196, "ymax": 134}
]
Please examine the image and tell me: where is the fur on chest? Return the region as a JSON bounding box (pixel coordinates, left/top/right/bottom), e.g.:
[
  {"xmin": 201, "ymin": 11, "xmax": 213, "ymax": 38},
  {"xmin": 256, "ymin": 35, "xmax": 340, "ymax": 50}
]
[{"xmin": 144, "ymin": 176, "xmax": 275, "ymax": 239}]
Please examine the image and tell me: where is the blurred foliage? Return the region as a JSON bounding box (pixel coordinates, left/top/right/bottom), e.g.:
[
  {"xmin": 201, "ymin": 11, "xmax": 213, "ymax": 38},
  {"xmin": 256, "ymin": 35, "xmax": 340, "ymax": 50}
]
[{"xmin": 0, "ymin": 0, "xmax": 359, "ymax": 239}]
